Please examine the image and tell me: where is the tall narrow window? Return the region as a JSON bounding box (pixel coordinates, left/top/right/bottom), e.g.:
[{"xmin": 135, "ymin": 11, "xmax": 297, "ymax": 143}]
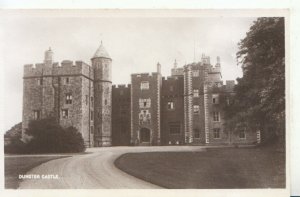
[
  {"xmin": 170, "ymin": 86, "xmax": 174, "ymax": 92},
  {"xmin": 62, "ymin": 109, "xmax": 69, "ymax": 118},
  {"xmin": 193, "ymin": 89, "xmax": 199, "ymax": 97},
  {"xmin": 33, "ymin": 110, "xmax": 41, "ymax": 120},
  {"xmin": 213, "ymin": 128, "xmax": 220, "ymax": 139},
  {"xmin": 91, "ymin": 111, "xmax": 94, "ymax": 121},
  {"xmin": 85, "ymin": 95, "xmax": 88, "ymax": 105},
  {"xmin": 91, "ymin": 97, "xmax": 94, "ymax": 107},
  {"xmin": 65, "ymin": 77, "xmax": 70, "ymax": 85},
  {"xmin": 213, "ymin": 111, "xmax": 220, "ymax": 121},
  {"xmin": 66, "ymin": 93, "xmax": 72, "ymax": 104},
  {"xmin": 167, "ymin": 101, "xmax": 174, "ymax": 110},
  {"xmin": 37, "ymin": 78, "xmax": 43, "ymax": 86},
  {"xmin": 212, "ymin": 94, "xmax": 219, "ymax": 104}
]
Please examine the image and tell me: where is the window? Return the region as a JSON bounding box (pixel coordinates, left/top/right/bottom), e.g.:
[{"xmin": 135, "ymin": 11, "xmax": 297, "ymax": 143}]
[
  {"xmin": 239, "ymin": 129, "xmax": 246, "ymax": 139},
  {"xmin": 226, "ymin": 97, "xmax": 230, "ymax": 105},
  {"xmin": 212, "ymin": 94, "xmax": 219, "ymax": 104},
  {"xmin": 105, "ymin": 99, "xmax": 107, "ymax": 105},
  {"xmin": 91, "ymin": 97, "xmax": 94, "ymax": 107},
  {"xmin": 91, "ymin": 126, "xmax": 94, "ymax": 134},
  {"xmin": 85, "ymin": 95, "xmax": 88, "ymax": 105},
  {"xmin": 91, "ymin": 110, "xmax": 94, "ymax": 121},
  {"xmin": 213, "ymin": 128, "xmax": 220, "ymax": 139},
  {"xmin": 33, "ymin": 110, "xmax": 41, "ymax": 120},
  {"xmin": 37, "ymin": 78, "xmax": 43, "ymax": 86},
  {"xmin": 213, "ymin": 111, "xmax": 220, "ymax": 121},
  {"xmin": 169, "ymin": 122, "xmax": 180, "ymax": 134},
  {"xmin": 167, "ymin": 101, "xmax": 174, "ymax": 110},
  {"xmin": 140, "ymin": 81, "xmax": 149, "ymax": 90},
  {"xmin": 193, "ymin": 105, "xmax": 200, "ymax": 114},
  {"xmin": 98, "ymin": 110, "xmax": 100, "ymax": 118},
  {"xmin": 139, "ymin": 98, "xmax": 151, "ymax": 108},
  {"xmin": 193, "ymin": 89, "xmax": 199, "ymax": 97},
  {"xmin": 62, "ymin": 109, "xmax": 69, "ymax": 118},
  {"xmin": 120, "ymin": 90, "xmax": 124, "ymax": 95},
  {"xmin": 170, "ymin": 86, "xmax": 174, "ymax": 92},
  {"xmin": 194, "ymin": 129, "xmax": 200, "ymax": 138},
  {"xmin": 65, "ymin": 77, "xmax": 70, "ymax": 85},
  {"xmin": 192, "ymin": 70, "xmax": 199, "ymax": 77},
  {"xmin": 66, "ymin": 94, "xmax": 72, "ymax": 104}
]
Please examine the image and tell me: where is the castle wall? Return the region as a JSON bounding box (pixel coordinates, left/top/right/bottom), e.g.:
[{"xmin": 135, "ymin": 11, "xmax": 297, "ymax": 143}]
[
  {"xmin": 112, "ymin": 85, "xmax": 131, "ymax": 146},
  {"xmin": 22, "ymin": 60, "xmax": 94, "ymax": 147},
  {"xmin": 161, "ymin": 76, "xmax": 184, "ymax": 145}
]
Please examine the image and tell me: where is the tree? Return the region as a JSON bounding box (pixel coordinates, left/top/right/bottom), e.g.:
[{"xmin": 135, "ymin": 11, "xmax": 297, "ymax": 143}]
[
  {"xmin": 25, "ymin": 118, "xmax": 86, "ymax": 153},
  {"xmin": 4, "ymin": 122, "xmax": 27, "ymax": 154},
  {"xmin": 224, "ymin": 17, "xmax": 285, "ymax": 146}
]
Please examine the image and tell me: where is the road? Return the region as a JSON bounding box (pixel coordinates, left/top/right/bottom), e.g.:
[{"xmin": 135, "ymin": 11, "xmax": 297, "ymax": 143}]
[{"xmin": 19, "ymin": 146, "xmax": 205, "ymax": 189}]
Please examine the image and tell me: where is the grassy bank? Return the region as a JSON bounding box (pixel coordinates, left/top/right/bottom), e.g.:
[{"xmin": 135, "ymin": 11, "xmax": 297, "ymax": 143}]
[
  {"xmin": 5, "ymin": 155, "xmax": 69, "ymax": 189},
  {"xmin": 115, "ymin": 145, "xmax": 285, "ymax": 189}
]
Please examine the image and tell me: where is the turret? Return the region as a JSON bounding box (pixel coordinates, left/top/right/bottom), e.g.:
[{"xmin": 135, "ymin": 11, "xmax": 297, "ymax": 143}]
[
  {"xmin": 216, "ymin": 56, "xmax": 221, "ymax": 67},
  {"xmin": 44, "ymin": 47, "xmax": 53, "ymax": 64},
  {"xmin": 91, "ymin": 41, "xmax": 112, "ymax": 147}
]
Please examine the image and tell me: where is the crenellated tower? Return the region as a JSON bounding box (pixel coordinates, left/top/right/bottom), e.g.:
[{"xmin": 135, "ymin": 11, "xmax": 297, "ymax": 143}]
[{"xmin": 91, "ymin": 41, "xmax": 112, "ymax": 147}]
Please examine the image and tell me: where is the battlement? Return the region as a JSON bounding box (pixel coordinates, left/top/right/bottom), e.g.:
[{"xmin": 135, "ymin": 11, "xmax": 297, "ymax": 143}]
[
  {"xmin": 24, "ymin": 60, "xmax": 93, "ymax": 79},
  {"xmin": 162, "ymin": 76, "xmax": 182, "ymax": 81},
  {"xmin": 131, "ymin": 72, "xmax": 159, "ymax": 78},
  {"xmin": 112, "ymin": 84, "xmax": 131, "ymax": 89}
]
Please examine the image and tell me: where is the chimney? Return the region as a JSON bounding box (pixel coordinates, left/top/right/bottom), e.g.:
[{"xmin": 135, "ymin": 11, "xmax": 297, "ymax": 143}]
[
  {"xmin": 157, "ymin": 62, "xmax": 161, "ymax": 74},
  {"xmin": 44, "ymin": 47, "xmax": 53, "ymax": 64}
]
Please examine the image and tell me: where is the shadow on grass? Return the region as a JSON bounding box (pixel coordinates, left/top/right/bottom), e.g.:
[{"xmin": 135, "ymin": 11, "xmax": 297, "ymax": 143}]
[{"xmin": 115, "ymin": 145, "xmax": 285, "ymax": 189}]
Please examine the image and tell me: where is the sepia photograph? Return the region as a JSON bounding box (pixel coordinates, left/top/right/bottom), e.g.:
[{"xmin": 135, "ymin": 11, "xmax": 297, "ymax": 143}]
[{"xmin": 0, "ymin": 9, "xmax": 288, "ymax": 195}]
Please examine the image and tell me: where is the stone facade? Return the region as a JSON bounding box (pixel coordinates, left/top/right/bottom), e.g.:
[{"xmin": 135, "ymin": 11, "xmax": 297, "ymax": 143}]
[
  {"xmin": 130, "ymin": 63, "xmax": 162, "ymax": 146},
  {"xmin": 23, "ymin": 45, "xmax": 259, "ymax": 147},
  {"xmin": 111, "ymin": 84, "xmax": 131, "ymax": 146},
  {"xmin": 22, "ymin": 44, "xmax": 109, "ymax": 147}
]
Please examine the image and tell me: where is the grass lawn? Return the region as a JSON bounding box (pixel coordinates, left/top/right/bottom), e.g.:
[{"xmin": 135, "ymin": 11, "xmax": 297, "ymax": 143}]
[
  {"xmin": 5, "ymin": 155, "xmax": 69, "ymax": 189},
  {"xmin": 115, "ymin": 145, "xmax": 285, "ymax": 189}
]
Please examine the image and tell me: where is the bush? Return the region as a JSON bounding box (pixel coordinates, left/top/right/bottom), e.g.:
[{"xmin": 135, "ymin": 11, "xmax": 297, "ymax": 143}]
[
  {"xmin": 24, "ymin": 118, "xmax": 86, "ymax": 153},
  {"xmin": 4, "ymin": 138, "xmax": 27, "ymax": 154}
]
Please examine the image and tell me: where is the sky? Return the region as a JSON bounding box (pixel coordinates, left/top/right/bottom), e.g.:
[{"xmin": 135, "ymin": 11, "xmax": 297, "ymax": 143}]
[{"xmin": 0, "ymin": 14, "xmax": 256, "ymax": 132}]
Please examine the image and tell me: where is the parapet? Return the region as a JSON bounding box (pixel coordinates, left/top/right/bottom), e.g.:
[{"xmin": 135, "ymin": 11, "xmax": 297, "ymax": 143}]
[
  {"xmin": 131, "ymin": 72, "xmax": 158, "ymax": 78},
  {"xmin": 112, "ymin": 84, "xmax": 131, "ymax": 89},
  {"xmin": 24, "ymin": 60, "xmax": 93, "ymax": 79}
]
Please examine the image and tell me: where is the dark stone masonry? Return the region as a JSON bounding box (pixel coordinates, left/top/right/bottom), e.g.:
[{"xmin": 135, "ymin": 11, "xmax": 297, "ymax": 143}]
[{"xmin": 23, "ymin": 43, "xmax": 259, "ymax": 147}]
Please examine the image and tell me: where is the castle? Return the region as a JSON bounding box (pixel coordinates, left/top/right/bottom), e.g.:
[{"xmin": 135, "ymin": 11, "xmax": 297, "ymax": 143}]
[{"xmin": 22, "ymin": 43, "xmax": 260, "ymax": 147}]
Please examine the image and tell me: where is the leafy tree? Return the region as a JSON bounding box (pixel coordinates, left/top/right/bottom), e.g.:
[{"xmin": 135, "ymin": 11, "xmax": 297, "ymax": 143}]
[
  {"xmin": 224, "ymin": 17, "xmax": 285, "ymax": 146},
  {"xmin": 25, "ymin": 118, "xmax": 86, "ymax": 153}
]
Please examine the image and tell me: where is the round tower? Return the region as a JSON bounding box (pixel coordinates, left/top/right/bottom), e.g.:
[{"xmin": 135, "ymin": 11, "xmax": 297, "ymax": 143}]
[{"xmin": 91, "ymin": 41, "xmax": 112, "ymax": 147}]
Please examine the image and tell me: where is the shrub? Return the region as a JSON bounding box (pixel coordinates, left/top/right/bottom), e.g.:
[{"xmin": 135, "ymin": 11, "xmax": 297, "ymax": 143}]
[{"xmin": 25, "ymin": 118, "xmax": 85, "ymax": 153}]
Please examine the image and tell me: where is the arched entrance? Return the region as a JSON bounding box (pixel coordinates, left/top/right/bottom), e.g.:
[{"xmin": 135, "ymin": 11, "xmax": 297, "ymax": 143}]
[{"xmin": 140, "ymin": 128, "xmax": 150, "ymax": 143}]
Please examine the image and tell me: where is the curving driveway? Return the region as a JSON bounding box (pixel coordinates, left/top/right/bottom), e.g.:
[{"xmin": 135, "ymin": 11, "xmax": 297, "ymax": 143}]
[{"xmin": 19, "ymin": 146, "xmax": 205, "ymax": 189}]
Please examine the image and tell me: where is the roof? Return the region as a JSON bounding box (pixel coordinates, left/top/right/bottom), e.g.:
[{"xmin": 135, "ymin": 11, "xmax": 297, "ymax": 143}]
[{"xmin": 93, "ymin": 41, "xmax": 111, "ymax": 59}]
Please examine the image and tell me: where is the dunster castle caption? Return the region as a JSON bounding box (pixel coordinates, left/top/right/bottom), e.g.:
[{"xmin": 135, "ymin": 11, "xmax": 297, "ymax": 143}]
[{"xmin": 22, "ymin": 42, "xmax": 261, "ymax": 147}]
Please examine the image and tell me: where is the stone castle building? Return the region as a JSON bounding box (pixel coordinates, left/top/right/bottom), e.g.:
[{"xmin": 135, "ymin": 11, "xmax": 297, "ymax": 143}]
[{"xmin": 22, "ymin": 44, "xmax": 260, "ymax": 147}]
